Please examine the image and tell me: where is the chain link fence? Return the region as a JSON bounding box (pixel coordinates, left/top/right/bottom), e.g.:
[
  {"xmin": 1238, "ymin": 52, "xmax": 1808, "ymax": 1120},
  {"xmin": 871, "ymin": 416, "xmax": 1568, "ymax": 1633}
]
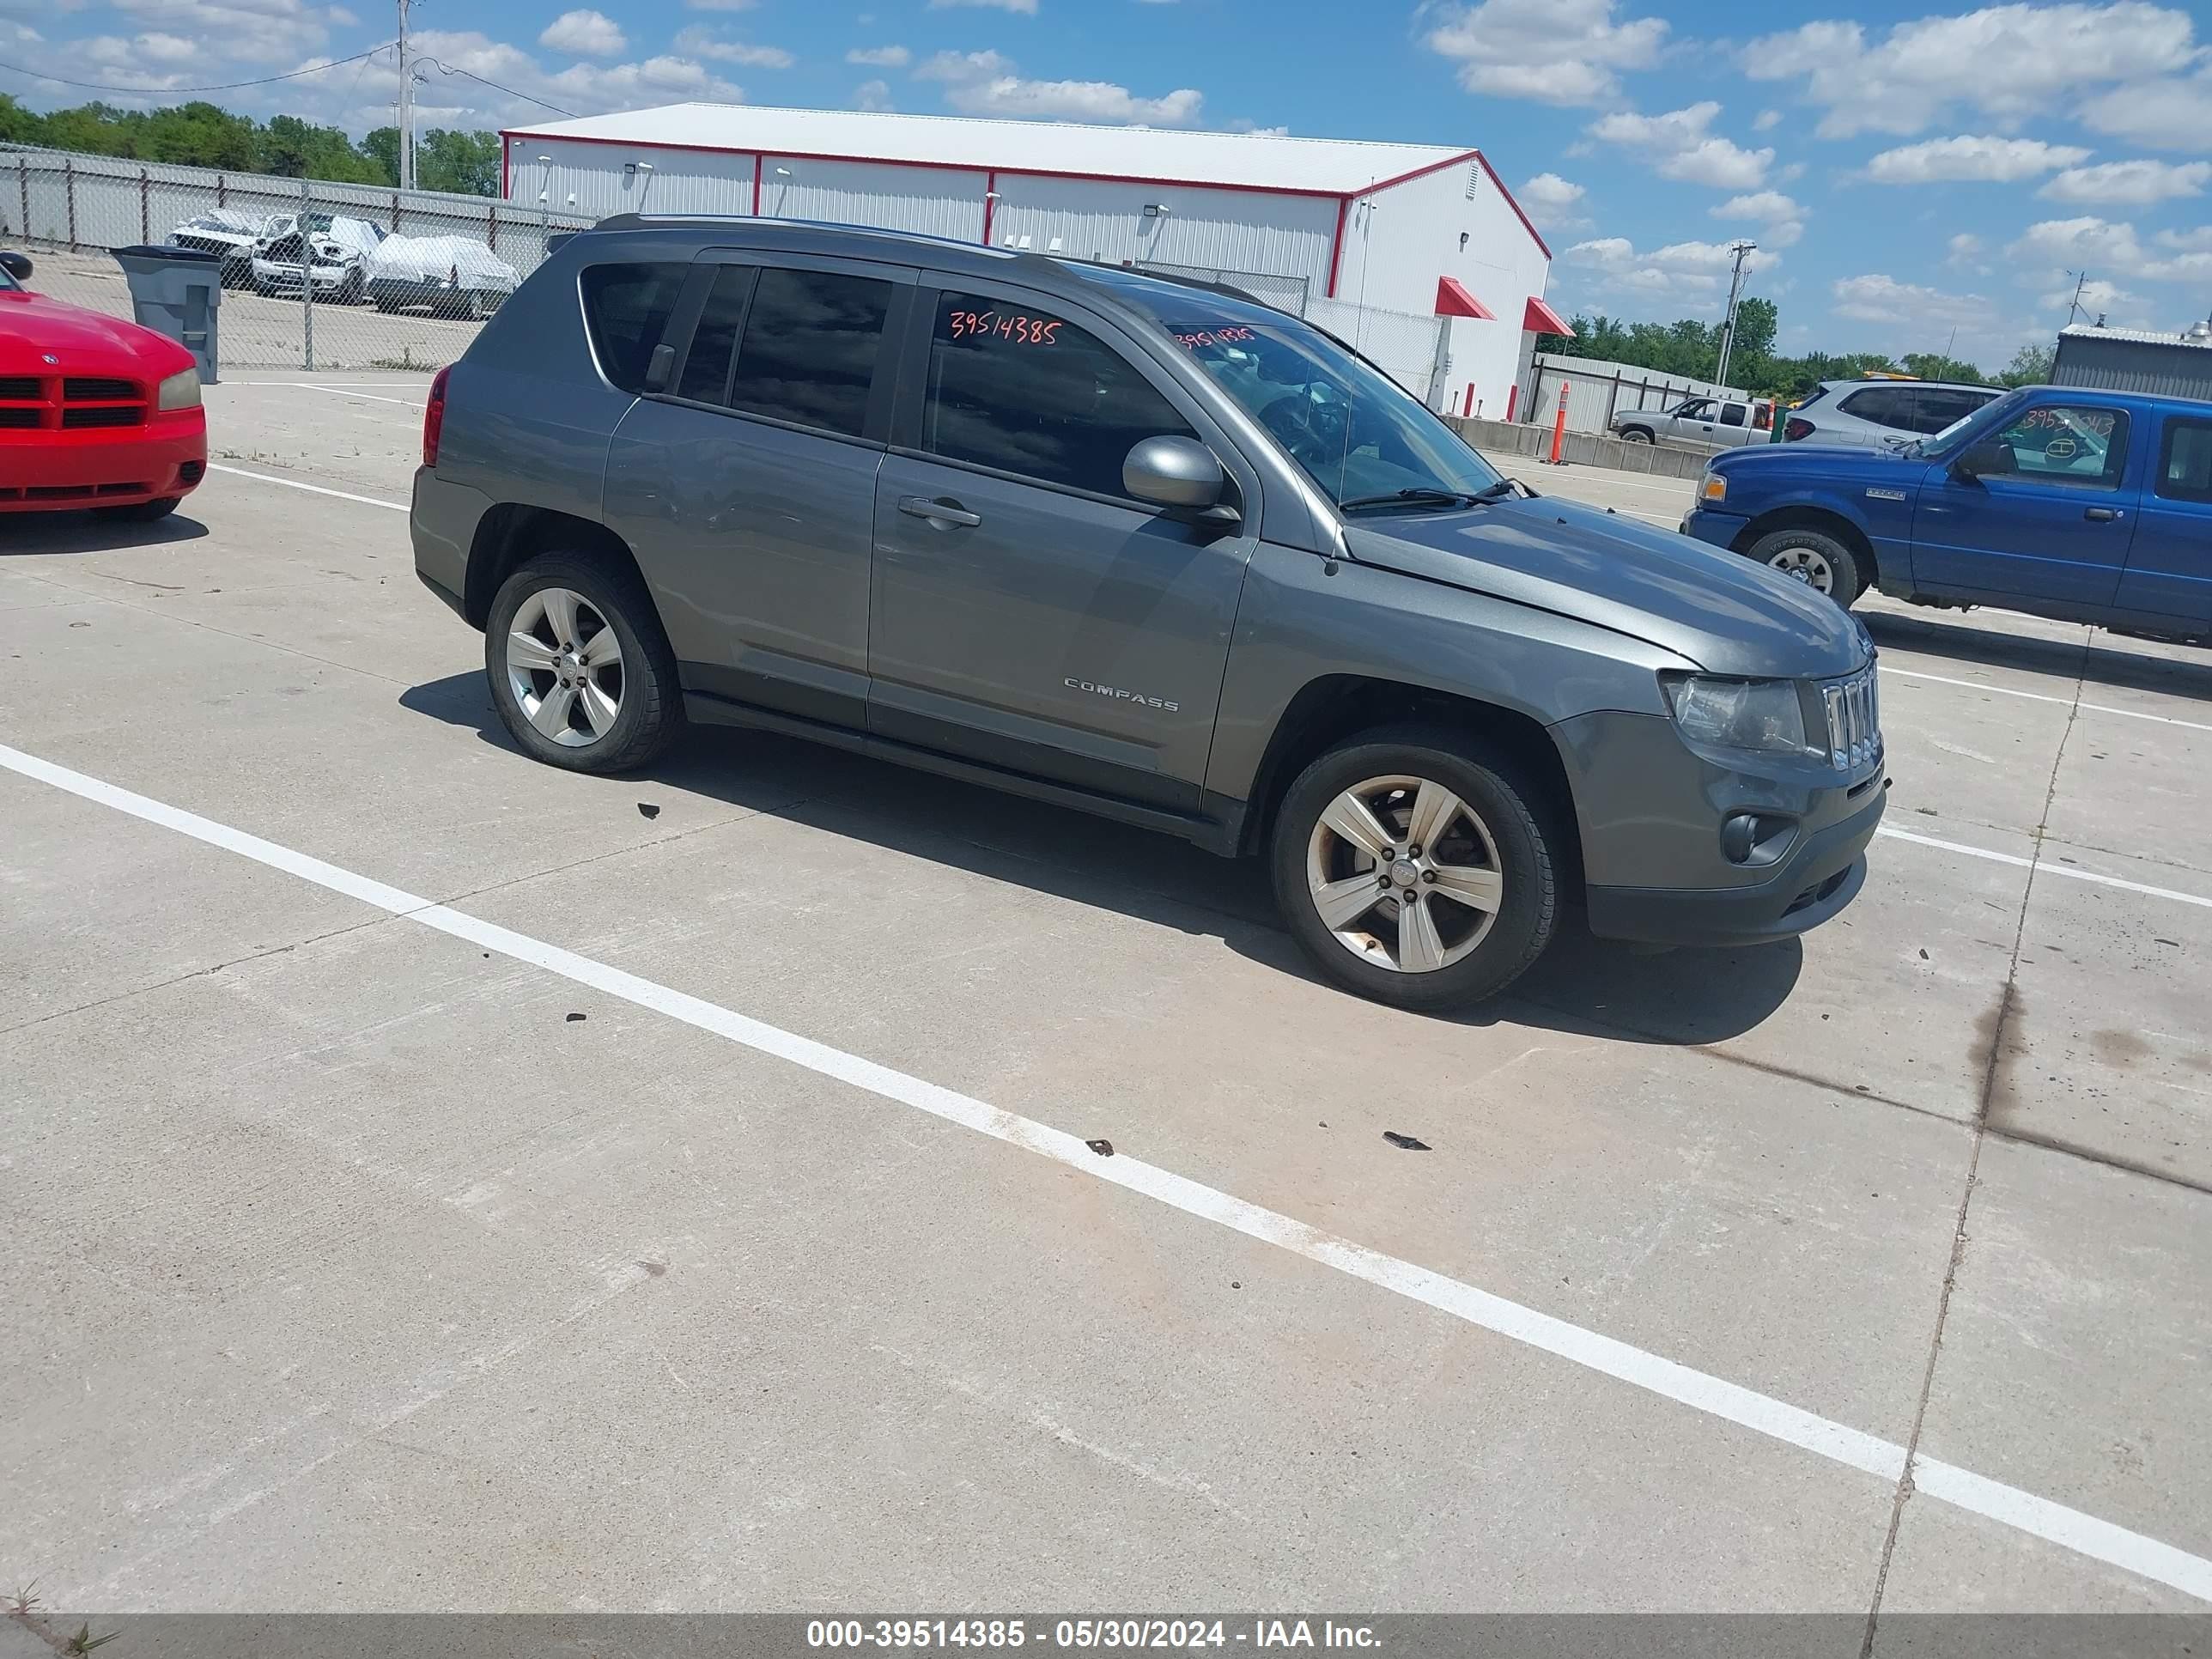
[
  {"xmin": 1135, "ymin": 259, "xmax": 1310, "ymax": 319},
  {"xmin": 1306, "ymin": 297, "xmax": 1446, "ymax": 406},
  {"xmin": 0, "ymin": 144, "xmax": 594, "ymax": 374}
]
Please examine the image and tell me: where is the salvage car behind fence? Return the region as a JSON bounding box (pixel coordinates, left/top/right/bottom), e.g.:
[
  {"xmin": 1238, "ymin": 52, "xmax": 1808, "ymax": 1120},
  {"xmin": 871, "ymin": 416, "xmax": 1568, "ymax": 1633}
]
[{"xmin": 0, "ymin": 143, "xmax": 593, "ymax": 372}]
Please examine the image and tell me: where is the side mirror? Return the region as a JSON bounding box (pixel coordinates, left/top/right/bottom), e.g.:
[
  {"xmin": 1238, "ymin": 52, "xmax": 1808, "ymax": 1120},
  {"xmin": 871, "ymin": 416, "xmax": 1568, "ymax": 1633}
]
[
  {"xmin": 1124, "ymin": 435, "xmax": 1237, "ymax": 521},
  {"xmin": 0, "ymin": 250, "xmax": 30, "ymax": 281},
  {"xmin": 1953, "ymin": 439, "xmax": 2012, "ymax": 480}
]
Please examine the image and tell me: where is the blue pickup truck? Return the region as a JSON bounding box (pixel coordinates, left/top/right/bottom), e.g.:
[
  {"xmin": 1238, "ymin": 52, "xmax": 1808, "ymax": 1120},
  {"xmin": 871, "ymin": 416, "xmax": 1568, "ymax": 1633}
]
[{"xmin": 1681, "ymin": 386, "xmax": 2211, "ymax": 642}]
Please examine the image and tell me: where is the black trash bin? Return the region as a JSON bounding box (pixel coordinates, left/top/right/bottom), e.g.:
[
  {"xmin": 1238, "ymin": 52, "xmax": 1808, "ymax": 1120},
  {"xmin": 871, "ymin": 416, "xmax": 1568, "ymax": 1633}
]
[{"xmin": 111, "ymin": 244, "xmax": 223, "ymax": 383}]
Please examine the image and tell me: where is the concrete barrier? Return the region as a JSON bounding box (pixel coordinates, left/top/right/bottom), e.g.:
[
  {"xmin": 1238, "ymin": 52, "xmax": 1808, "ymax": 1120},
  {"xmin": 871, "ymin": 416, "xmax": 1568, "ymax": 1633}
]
[{"xmin": 1447, "ymin": 415, "xmax": 1717, "ymax": 480}]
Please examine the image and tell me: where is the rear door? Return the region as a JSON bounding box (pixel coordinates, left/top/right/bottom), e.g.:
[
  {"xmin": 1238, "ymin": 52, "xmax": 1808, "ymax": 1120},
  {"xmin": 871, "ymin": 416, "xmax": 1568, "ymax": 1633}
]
[
  {"xmin": 604, "ymin": 250, "xmax": 915, "ymax": 728},
  {"xmin": 2113, "ymin": 411, "xmax": 2212, "ymax": 631},
  {"xmin": 1911, "ymin": 398, "xmax": 2141, "ymax": 608},
  {"xmin": 867, "ymin": 279, "xmax": 1258, "ymax": 811}
]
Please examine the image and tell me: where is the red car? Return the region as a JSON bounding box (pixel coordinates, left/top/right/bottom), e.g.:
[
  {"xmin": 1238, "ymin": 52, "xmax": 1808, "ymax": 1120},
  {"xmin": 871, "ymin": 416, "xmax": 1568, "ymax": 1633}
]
[{"xmin": 0, "ymin": 249, "xmax": 207, "ymax": 520}]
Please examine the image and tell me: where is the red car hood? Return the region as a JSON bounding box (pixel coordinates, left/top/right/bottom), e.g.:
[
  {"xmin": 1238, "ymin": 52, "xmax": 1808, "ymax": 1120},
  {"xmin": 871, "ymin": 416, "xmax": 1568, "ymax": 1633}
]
[{"xmin": 0, "ymin": 290, "xmax": 194, "ymax": 377}]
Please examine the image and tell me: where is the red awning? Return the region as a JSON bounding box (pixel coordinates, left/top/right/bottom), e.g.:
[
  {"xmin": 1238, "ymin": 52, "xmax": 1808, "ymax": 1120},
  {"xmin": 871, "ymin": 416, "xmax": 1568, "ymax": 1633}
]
[
  {"xmin": 1434, "ymin": 276, "xmax": 1496, "ymax": 319},
  {"xmin": 1523, "ymin": 295, "xmax": 1575, "ymax": 336}
]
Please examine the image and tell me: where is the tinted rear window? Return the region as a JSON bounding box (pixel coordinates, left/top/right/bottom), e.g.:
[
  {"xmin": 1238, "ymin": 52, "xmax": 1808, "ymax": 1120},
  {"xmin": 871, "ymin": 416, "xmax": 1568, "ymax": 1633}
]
[
  {"xmin": 2158, "ymin": 418, "xmax": 2212, "ymax": 503},
  {"xmin": 580, "ymin": 261, "xmax": 688, "ymax": 394},
  {"xmin": 1839, "ymin": 386, "xmax": 1910, "ymax": 428},
  {"xmin": 726, "ymin": 267, "xmax": 891, "ymax": 438}
]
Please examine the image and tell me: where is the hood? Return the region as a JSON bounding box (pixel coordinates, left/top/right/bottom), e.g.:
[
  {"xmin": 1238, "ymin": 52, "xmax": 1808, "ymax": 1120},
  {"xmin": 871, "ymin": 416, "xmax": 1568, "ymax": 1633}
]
[
  {"xmin": 1344, "ymin": 494, "xmax": 1867, "ymax": 680},
  {"xmin": 1712, "ymin": 440, "xmax": 1923, "ymax": 482},
  {"xmin": 0, "ymin": 291, "xmax": 194, "ymax": 376}
]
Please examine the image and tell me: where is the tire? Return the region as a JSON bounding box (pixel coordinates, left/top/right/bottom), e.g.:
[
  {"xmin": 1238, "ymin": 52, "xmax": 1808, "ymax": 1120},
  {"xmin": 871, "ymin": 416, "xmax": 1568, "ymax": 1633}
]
[
  {"xmin": 465, "ymin": 289, "xmax": 490, "ymax": 321},
  {"xmin": 1620, "ymin": 427, "xmax": 1655, "ymax": 444},
  {"xmin": 93, "ymin": 496, "xmax": 181, "ymax": 522},
  {"xmin": 484, "ymin": 551, "xmax": 682, "ymax": 775},
  {"xmin": 374, "ymin": 298, "xmax": 400, "ymax": 314},
  {"xmin": 1269, "ymin": 725, "xmax": 1558, "ymax": 1011},
  {"xmin": 1747, "ymin": 526, "xmax": 1864, "ymax": 605}
]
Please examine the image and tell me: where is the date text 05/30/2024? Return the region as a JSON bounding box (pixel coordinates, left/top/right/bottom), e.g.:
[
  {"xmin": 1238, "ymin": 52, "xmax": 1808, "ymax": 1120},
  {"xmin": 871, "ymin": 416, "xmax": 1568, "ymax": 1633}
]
[{"xmin": 806, "ymin": 1620, "xmax": 1381, "ymax": 1650}]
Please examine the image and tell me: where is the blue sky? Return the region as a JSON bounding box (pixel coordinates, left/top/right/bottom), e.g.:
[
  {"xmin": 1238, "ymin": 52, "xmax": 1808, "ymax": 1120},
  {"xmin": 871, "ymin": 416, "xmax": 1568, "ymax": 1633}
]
[{"xmin": 6, "ymin": 0, "xmax": 2211, "ymax": 368}]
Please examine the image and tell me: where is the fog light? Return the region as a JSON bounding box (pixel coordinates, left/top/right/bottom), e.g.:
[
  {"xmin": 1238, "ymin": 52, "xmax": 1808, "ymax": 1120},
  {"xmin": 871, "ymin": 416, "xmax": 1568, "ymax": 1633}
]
[{"xmin": 1721, "ymin": 812, "xmax": 1797, "ymax": 866}]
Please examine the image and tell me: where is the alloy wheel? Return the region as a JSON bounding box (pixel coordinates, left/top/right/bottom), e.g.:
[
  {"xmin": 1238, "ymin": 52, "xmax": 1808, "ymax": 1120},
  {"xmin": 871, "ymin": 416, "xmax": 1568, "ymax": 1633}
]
[
  {"xmin": 1304, "ymin": 774, "xmax": 1505, "ymax": 974},
  {"xmin": 504, "ymin": 586, "xmax": 624, "ymax": 748},
  {"xmin": 1766, "ymin": 544, "xmax": 1835, "ymax": 593}
]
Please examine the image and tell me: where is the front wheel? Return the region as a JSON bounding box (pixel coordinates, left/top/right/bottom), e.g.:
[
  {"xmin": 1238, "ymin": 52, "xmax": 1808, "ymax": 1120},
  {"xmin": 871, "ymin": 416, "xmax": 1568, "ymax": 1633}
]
[
  {"xmin": 1747, "ymin": 526, "xmax": 1864, "ymax": 605},
  {"xmin": 1620, "ymin": 427, "xmax": 1655, "ymax": 444},
  {"xmin": 484, "ymin": 552, "xmax": 682, "ymax": 774},
  {"xmin": 1270, "ymin": 726, "xmax": 1558, "ymax": 1011}
]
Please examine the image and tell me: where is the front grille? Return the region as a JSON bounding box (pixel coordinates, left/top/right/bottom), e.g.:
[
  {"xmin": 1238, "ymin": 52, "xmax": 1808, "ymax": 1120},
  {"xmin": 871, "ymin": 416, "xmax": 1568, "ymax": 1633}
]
[
  {"xmin": 65, "ymin": 377, "xmax": 138, "ymax": 402},
  {"xmin": 0, "ymin": 375, "xmax": 40, "ymax": 401},
  {"xmin": 1822, "ymin": 665, "xmax": 1881, "ymax": 770},
  {"xmin": 63, "ymin": 404, "xmax": 146, "ymax": 429},
  {"xmin": 0, "ymin": 407, "xmax": 38, "ymax": 428}
]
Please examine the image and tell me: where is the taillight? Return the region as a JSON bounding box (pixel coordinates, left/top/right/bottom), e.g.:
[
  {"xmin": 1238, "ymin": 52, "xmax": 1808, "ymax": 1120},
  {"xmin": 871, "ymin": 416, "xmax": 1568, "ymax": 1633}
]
[
  {"xmin": 422, "ymin": 365, "xmax": 451, "ymax": 467},
  {"xmin": 1784, "ymin": 416, "xmax": 1814, "ymax": 442}
]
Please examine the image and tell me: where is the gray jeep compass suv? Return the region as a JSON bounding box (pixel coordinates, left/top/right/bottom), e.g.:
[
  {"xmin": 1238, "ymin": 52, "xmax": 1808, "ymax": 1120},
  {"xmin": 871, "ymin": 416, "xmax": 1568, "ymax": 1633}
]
[{"xmin": 412, "ymin": 217, "xmax": 1886, "ymax": 1011}]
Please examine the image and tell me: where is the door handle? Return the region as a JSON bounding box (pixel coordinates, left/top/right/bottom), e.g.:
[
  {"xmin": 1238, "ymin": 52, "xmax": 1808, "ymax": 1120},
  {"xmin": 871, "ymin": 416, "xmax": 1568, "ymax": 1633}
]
[
  {"xmin": 898, "ymin": 495, "xmax": 981, "ymax": 528},
  {"xmin": 2083, "ymin": 506, "xmax": 2123, "ymax": 521}
]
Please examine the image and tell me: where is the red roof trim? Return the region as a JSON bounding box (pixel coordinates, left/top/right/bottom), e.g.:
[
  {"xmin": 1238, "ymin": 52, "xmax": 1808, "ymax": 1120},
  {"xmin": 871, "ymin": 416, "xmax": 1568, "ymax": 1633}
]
[
  {"xmin": 1523, "ymin": 295, "xmax": 1575, "ymax": 336},
  {"xmin": 1475, "ymin": 150, "xmax": 1551, "ymax": 259},
  {"xmin": 1435, "ymin": 276, "xmax": 1495, "ymax": 319}
]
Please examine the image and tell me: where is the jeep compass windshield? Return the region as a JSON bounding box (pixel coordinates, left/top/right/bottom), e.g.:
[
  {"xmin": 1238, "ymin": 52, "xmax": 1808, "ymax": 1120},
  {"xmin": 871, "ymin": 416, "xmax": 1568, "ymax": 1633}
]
[{"xmin": 1158, "ymin": 311, "xmax": 1504, "ymax": 509}]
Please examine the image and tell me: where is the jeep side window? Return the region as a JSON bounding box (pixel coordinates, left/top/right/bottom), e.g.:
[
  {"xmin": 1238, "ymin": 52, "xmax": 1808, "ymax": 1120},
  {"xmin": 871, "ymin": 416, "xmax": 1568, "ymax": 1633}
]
[
  {"xmin": 726, "ymin": 267, "xmax": 892, "ymax": 439},
  {"xmin": 920, "ymin": 290, "xmax": 1197, "ymax": 500},
  {"xmin": 580, "ymin": 261, "xmax": 690, "ymax": 394}
]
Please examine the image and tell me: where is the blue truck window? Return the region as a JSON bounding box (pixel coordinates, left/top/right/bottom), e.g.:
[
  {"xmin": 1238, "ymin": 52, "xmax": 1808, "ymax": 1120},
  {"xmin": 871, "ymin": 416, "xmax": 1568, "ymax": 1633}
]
[
  {"xmin": 2157, "ymin": 418, "xmax": 2212, "ymax": 503},
  {"xmin": 1990, "ymin": 404, "xmax": 2130, "ymax": 489}
]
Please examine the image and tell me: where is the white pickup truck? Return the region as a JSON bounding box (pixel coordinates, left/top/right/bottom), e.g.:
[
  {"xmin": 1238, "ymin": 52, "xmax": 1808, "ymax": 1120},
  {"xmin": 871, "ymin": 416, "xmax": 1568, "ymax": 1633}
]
[{"xmin": 1610, "ymin": 395, "xmax": 1775, "ymax": 448}]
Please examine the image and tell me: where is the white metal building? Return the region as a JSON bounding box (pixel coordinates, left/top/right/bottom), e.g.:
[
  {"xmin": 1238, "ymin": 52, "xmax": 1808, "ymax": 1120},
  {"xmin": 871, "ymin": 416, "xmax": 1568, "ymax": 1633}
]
[{"xmin": 499, "ymin": 104, "xmax": 1568, "ymax": 412}]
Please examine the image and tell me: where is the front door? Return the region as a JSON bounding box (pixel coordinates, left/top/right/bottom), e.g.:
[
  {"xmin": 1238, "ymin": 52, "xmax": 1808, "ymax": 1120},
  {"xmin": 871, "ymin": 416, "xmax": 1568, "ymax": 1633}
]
[
  {"xmin": 1911, "ymin": 398, "xmax": 2140, "ymax": 609},
  {"xmin": 867, "ymin": 281, "xmax": 1257, "ymax": 811},
  {"xmin": 604, "ymin": 252, "xmax": 915, "ymax": 727}
]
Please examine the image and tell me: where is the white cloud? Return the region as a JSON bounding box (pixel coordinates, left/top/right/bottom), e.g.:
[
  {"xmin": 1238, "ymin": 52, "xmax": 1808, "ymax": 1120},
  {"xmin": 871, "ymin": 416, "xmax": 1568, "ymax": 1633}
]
[
  {"xmin": 1947, "ymin": 231, "xmax": 1991, "ymax": 272},
  {"xmin": 1567, "ymin": 234, "xmax": 1775, "ymax": 301},
  {"xmin": 673, "ymin": 25, "xmax": 793, "ymax": 65},
  {"xmin": 105, "ymin": 0, "xmax": 346, "ymax": 64},
  {"xmin": 927, "ymin": 0, "xmax": 1037, "ymax": 13},
  {"xmin": 2008, "ymin": 214, "xmax": 2146, "ymax": 269},
  {"xmin": 1517, "ymin": 171, "xmax": 1589, "ymax": 229},
  {"xmin": 2158, "ymin": 226, "xmax": 2212, "ymax": 250},
  {"xmin": 538, "ymin": 8, "xmax": 623, "ymax": 56},
  {"xmin": 1710, "ymin": 190, "xmax": 1804, "ymax": 246},
  {"xmin": 1587, "ymin": 101, "xmax": 1772, "ymax": 189},
  {"xmin": 1424, "ymin": 0, "xmax": 1666, "ymax": 106},
  {"xmin": 915, "ymin": 48, "xmax": 1197, "ymax": 122},
  {"xmin": 1832, "ymin": 272, "xmax": 1992, "ymax": 328},
  {"xmin": 1863, "ymin": 135, "xmax": 2090, "ymax": 184},
  {"xmin": 2039, "ymin": 158, "xmax": 2211, "ymax": 202},
  {"xmin": 1743, "ymin": 3, "xmax": 2200, "ymax": 139},
  {"xmin": 2077, "ymin": 65, "xmax": 2212, "ymax": 149},
  {"xmin": 1752, "ymin": 107, "xmax": 1780, "ymax": 131},
  {"xmin": 852, "ymin": 76, "xmax": 893, "ymax": 110},
  {"xmin": 683, "ymin": 0, "xmax": 757, "ymax": 10},
  {"xmin": 846, "ymin": 44, "xmax": 909, "ymax": 65},
  {"xmin": 385, "ymin": 27, "xmax": 744, "ymax": 123},
  {"xmin": 2040, "ymin": 276, "xmax": 2142, "ymax": 314}
]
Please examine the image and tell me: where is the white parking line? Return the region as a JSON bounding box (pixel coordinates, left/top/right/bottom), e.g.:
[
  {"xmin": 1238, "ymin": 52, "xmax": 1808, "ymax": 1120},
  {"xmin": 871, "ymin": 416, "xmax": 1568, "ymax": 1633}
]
[
  {"xmin": 1878, "ymin": 825, "xmax": 2212, "ymax": 909},
  {"xmin": 295, "ymin": 383, "xmax": 428, "ymax": 407},
  {"xmin": 206, "ymin": 464, "xmax": 409, "ymax": 513},
  {"xmin": 1883, "ymin": 665, "xmax": 2212, "ymax": 736},
  {"xmin": 3, "ymin": 734, "xmax": 2208, "ymax": 1605}
]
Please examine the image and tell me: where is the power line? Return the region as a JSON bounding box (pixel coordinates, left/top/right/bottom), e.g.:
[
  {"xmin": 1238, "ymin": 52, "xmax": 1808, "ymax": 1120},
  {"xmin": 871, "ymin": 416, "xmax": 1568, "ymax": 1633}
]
[
  {"xmin": 0, "ymin": 44, "xmax": 394, "ymax": 96},
  {"xmin": 417, "ymin": 58, "xmax": 574, "ymax": 117}
]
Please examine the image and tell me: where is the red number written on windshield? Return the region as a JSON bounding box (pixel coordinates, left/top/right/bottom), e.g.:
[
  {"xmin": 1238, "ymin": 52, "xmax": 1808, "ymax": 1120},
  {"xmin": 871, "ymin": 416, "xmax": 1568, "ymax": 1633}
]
[{"xmin": 947, "ymin": 309, "xmax": 1064, "ymax": 345}]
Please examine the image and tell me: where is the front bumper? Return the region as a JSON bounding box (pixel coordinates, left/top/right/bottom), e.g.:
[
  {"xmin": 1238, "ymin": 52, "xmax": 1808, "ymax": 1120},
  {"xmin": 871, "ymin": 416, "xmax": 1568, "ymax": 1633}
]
[
  {"xmin": 1584, "ymin": 786, "xmax": 1887, "ymax": 947},
  {"xmin": 1680, "ymin": 504, "xmax": 1748, "ymax": 550},
  {"xmin": 0, "ymin": 417, "xmax": 207, "ymax": 511}
]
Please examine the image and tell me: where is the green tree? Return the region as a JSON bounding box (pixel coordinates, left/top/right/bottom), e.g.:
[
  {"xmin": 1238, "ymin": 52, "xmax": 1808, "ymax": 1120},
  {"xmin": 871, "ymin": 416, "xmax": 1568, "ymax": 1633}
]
[
  {"xmin": 361, "ymin": 126, "xmax": 402, "ymax": 186},
  {"xmin": 416, "ymin": 129, "xmax": 501, "ymax": 196},
  {"xmin": 258, "ymin": 113, "xmax": 384, "ymax": 183},
  {"xmin": 1998, "ymin": 342, "xmax": 2057, "ymax": 387},
  {"xmin": 1899, "ymin": 351, "xmax": 1989, "ymax": 384}
]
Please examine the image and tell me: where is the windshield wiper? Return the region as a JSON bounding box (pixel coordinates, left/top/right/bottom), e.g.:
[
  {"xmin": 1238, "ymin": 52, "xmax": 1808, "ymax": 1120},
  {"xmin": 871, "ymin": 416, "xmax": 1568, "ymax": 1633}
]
[{"xmin": 1338, "ymin": 483, "xmax": 1510, "ymax": 514}]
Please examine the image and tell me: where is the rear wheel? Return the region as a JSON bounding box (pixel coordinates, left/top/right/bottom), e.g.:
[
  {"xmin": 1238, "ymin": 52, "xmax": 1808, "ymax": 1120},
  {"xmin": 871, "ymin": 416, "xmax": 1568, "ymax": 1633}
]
[
  {"xmin": 485, "ymin": 551, "xmax": 681, "ymax": 774},
  {"xmin": 1747, "ymin": 526, "xmax": 1864, "ymax": 605},
  {"xmin": 93, "ymin": 496, "xmax": 181, "ymax": 522},
  {"xmin": 1270, "ymin": 726, "xmax": 1558, "ymax": 1010}
]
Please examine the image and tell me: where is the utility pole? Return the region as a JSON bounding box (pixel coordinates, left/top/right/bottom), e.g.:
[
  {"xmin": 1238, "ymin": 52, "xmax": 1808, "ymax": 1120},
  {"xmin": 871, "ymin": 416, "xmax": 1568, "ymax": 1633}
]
[
  {"xmin": 396, "ymin": 0, "xmax": 415, "ymax": 191},
  {"xmin": 1713, "ymin": 240, "xmax": 1757, "ymax": 389},
  {"xmin": 2063, "ymin": 270, "xmax": 2089, "ymax": 326}
]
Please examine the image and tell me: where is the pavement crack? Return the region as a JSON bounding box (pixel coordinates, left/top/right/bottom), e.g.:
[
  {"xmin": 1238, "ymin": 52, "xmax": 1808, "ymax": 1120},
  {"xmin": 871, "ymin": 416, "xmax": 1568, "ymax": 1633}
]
[{"xmin": 1858, "ymin": 626, "xmax": 2088, "ymax": 1657}]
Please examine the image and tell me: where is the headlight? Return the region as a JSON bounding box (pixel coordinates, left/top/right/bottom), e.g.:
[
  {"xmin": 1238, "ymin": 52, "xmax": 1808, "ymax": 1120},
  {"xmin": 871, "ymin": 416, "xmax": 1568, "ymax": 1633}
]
[
  {"xmin": 1662, "ymin": 672, "xmax": 1812, "ymax": 756},
  {"xmin": 1699, "ymin": 471, "xmax": 1727, "ymax": 504},
  {"xmin": 156, "ymin": 368, "xmax": 201, "ymax": 411}
]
